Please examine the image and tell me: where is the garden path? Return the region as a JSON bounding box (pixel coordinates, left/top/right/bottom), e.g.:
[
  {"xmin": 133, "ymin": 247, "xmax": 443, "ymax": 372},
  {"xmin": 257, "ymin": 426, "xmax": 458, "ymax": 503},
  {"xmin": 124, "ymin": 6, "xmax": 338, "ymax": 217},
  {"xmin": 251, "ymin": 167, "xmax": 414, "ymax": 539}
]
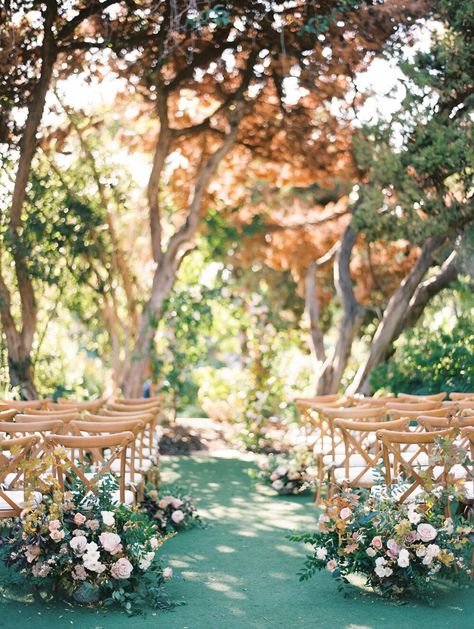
[{"xmin": 0, "ymin": 455, "xmax": 473, "ymax": 629}]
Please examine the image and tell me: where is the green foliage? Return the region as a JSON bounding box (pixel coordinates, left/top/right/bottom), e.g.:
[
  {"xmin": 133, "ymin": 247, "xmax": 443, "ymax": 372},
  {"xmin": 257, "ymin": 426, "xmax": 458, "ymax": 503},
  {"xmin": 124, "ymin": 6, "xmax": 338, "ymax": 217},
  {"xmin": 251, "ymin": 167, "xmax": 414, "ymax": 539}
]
[
  {"xmin": 371, "ymin": 318, "xmax": 474, "ymax": 395},
  {"xmin": 353, "ymin": 0, "xmax": 474, "ymax": 245}
]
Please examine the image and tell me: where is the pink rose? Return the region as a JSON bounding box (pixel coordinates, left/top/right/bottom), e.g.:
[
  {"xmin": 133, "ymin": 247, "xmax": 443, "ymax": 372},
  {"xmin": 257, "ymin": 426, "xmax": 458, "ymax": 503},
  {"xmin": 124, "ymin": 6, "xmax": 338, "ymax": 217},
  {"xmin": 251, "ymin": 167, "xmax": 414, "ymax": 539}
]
[
  {"xmin": 326, "ymin": 560, "xmax": 337, "ymax": 572},
  {"xmin": 48, "ymin": 519, "xmax": 61, "ymax": 531},
  {"xmin": 111, "ymin": 557, "xmax": 133, "ymax": 579},
  {"xmin": 417, "ymin": 523, "xmax": 437, "ymax": 542},
  {"xmin": 99, "ymin": 532, "xmax": 122, "ymax": 555},
  {"xmin": 32, "ymin": 562, "xmax": 50, "ymax": 577},
  {"xmin": 163, "ymin": 566, "xmax": 173, "ymax": 580},
  {"xmin": 86, "ymin": 519, "xmax": 100, "ymax": 531},
  {"xmin": 339, "ymin": 508, "xmax": 352, "ymax": 520},
  {"xmin": 70, "ymin": 535, "xmax": 88, "ymax": 555},
  {"xmin": 50, "ymin": 529, "xmax": 65, "ymax": 542},
  {"xmin": 74, "ymin": 513, "xmax": 86, "ymax": 525},
  {"xmin": 171, "ymin": 509, "xmax": 185, "ymax": 524},
  {"xmin": 73, "ymin": 564, "xmax": 87, "ymax": 581},
  {"xmin": 25, "ymin": 544, "xmax": 40, "ymax": 563},
  {"xmin": 371, "ymin": 536, "xmax": 383, "ymax": 549},
  {"xmin": 386, "ymin": 539, "xmax": 399, "ymax": 558},
  {"xmin": 171, "ymin": 498, "xmax": 183, "ymax": 509}
]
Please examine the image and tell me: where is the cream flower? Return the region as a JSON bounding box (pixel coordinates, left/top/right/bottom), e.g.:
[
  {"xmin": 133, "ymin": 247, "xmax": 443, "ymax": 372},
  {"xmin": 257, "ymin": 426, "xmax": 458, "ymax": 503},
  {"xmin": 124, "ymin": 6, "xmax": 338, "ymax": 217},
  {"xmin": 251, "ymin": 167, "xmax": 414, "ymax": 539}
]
[
  {"xmin": 417, "ymin": 523, "xmax": 437, "ymax": 542},
  {"xmin": 111, "ymin": 557, "xmax": 133, "ymax": 579},
  {"xmin": 101, "ymin": 510, "xmax": 115, "ymax": 526},
  {"xmin": 397, "ymin": 548, "xmax": 410, "ymax": 568},
  {"xmin": 70, "ymin": 535, "xmax": 88, "ymax": 555}
]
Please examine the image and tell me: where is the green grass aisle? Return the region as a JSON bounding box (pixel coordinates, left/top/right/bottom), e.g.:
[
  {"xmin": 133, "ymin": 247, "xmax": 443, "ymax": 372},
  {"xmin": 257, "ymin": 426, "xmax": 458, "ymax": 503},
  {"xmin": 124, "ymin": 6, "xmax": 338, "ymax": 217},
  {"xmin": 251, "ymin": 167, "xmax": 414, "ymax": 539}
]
[{"xmin": 1, "ymin": 455, "xmax": 473, "ymax": 629}]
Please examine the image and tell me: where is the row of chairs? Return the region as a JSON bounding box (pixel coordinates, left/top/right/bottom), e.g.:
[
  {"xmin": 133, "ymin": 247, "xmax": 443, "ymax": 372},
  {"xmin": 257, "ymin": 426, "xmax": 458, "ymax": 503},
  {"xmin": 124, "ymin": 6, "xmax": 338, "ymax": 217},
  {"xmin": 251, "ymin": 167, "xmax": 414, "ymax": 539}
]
[
  {"xmin": 294, "ymin": 392, "xmax": 474, "ymax": 505},
  {"xmin": 0, "ymin": 395, "xmax": 164, "ymax": 518}
]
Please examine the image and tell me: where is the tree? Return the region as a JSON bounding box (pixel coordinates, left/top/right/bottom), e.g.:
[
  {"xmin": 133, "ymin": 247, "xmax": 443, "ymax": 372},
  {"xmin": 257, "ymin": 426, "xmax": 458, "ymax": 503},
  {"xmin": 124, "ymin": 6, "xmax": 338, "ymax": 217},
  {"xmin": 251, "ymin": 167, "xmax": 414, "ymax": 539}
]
[
  {"xmin": 0, "ymin": 0, "xmax": 123, "ymax": 398},
  {"xmin": 98, "ymin": 0, "xmax": 428, "ymax": 395}
]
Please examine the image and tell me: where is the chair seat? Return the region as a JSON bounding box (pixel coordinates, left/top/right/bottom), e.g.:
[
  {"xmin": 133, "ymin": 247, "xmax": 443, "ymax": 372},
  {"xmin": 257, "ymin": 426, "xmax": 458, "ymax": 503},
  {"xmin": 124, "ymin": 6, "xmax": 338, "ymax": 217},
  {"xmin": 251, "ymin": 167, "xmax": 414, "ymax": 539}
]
[
  {"xmin": 322, "ymin": 453, "xmax": 369, "ymax": 468},
  {"xmin": 0, "ymin": 490, "xmax": 42, "ymax": 511},
  {"xmin": 111, "ymin": 489, "xmax": 134, "ymax": 506}
]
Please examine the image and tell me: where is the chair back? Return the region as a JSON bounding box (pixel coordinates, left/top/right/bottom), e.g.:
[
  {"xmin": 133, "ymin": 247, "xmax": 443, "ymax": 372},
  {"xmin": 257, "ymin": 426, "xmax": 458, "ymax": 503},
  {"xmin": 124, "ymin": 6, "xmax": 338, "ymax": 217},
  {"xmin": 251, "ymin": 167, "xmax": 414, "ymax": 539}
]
[
  {"xmin": 45, "ymin": 431, "xmax": 134, "ymax": 504},
  {"xmin": 376, "ymin": 427, "xmax": 454, "ymax": 503},
  {"xmin": 397, "ymin": 392, "xmax": 446, "ymax": 402},
  {"xmin": 0, "ymin": 409, "xmax": 17, "ymax": 421},
  {"xmin": 0, "ymin": 435, "xmax": 40, "ymax": 518}
]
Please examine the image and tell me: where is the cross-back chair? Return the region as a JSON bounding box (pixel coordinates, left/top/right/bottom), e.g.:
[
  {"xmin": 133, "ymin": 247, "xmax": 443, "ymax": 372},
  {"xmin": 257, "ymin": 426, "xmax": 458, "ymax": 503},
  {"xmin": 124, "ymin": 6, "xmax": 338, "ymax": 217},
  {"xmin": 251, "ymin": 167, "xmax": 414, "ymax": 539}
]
[
  {"xmin": 45, "ymin": 431, "xmax": 135, "ymax": 505},
  {"xmin": 397, "ymin": 392, "xmax": 446, "ymax": 402},
  {"xmin": 376, "ymin": 427, "xmax": 454, "ymax": 504},
  {"xmin": 0, "ymin": 409, "xmax": 17, "ymax": 421},
  {"xmin": 0, "ymin": 435, "xmax": 41, "ymax": 519},
  {"xmin": 328, "ymin": 416, "xmax": 410, "ymax": 496}
]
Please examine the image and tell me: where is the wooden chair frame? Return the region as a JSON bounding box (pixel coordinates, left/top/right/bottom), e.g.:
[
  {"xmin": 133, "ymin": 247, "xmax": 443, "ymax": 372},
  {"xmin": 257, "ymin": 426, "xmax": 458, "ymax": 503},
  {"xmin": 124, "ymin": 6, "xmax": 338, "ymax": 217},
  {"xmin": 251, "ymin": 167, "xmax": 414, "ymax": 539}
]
[{"xmin": 45, "ymin": 432, "xmax": 134, "ymax": 504}]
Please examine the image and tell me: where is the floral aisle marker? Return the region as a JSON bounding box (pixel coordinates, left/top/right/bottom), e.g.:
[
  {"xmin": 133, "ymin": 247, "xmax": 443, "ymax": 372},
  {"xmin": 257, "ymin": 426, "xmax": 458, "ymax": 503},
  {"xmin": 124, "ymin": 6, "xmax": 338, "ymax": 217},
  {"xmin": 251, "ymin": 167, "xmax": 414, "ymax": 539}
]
[
  {"xmin": 290, "ymin": 485, "xmax": 473, "ymax": 604},
  {"xmin": 141, "ymin": 484, "xmax": 202, "ymax": 534},
  {"xmin": 250, "ymin": 448, "xmax": 316, "ymax": 495},
  {"xmin": 0, "ymin": 474, "xmax": 174, "ymax": 615}
]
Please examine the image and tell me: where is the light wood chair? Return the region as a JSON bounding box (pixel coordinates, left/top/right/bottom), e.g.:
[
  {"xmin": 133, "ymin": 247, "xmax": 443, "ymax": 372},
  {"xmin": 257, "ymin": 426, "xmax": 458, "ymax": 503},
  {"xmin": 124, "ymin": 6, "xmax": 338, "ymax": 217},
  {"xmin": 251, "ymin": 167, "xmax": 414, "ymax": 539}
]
[
  {"xmin": 16, "ymin": 411, "xmax": 81, "ymax": 422},
  {"xmin": 0, "ymin": 409, "xmax": 17, "ymax": 421},
  {"xmin": 450, "ymin": 392, "xmax": 474, "ymax": 401},
  {"xmin": 54, "ymin": 398, "xmax": 106, "ymax": 412},
  {"xmin": 69, "ymin": 419, "xmax": 145, "ymax": 486},
  {"xmin": 0, "ymin": 400, "xmax": 44, "ymax": 411},
  {"xmin": 0, "ymin": 435, "xmax": 41, "ymax": 519},
  {"xmin": 398, "ymin": 392, "xmax": 446, "ymax": 402},
  {"xmin": 387, "ymin": 400, "xmax": 443, "ymax": 412},
  {"xmin": 377, "ymin": 427, "xmax": 454, "ymax": 504},
  {"xmin": 45, "ymin": 431, "xmax": 135, "ymax": 505},
  {"xmin": 328, "ymin": 416, "xmax": 409, "ymax": 495}
]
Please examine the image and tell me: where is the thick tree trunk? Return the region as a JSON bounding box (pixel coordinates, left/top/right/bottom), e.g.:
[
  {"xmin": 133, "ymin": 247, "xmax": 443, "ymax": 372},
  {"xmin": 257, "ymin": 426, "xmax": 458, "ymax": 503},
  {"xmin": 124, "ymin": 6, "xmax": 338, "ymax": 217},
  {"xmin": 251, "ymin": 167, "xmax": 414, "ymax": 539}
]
[
  {"xmin": 8, "ymin": 356, "xmax": 38, "ymax": 400},
  {"xmin": 121, "ymin": 257, "xmax": 179, "ymax": 396},
  {"xmin": 348, "ymin": 235, "xmax": 446, "ymax": 394},
  {"xmin": 305, "ymin": 261, "xmax": 326, "ymax": 364},
  {"xmin": 315, "ymin": 226, "xmax": 365, "ymax": 394}
]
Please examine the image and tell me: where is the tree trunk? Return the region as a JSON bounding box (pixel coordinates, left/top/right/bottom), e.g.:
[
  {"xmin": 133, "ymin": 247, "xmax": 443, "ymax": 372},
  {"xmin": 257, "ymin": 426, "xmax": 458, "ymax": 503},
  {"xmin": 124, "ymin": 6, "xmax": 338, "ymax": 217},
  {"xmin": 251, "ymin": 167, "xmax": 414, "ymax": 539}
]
[
  {"xmin": 315, "ymin": 226, "xmax": 365, "ymax": 394},
  {"xmin": 8, "ymin": 356, "xmax": 38, "ymax": 400},
  {"xmin": 305, "ymin": 261, "xmax": 326, "ymax": 364},
  {"xmin": 348, "ymin": 235, "xmax": 446, "ymax": 394}
]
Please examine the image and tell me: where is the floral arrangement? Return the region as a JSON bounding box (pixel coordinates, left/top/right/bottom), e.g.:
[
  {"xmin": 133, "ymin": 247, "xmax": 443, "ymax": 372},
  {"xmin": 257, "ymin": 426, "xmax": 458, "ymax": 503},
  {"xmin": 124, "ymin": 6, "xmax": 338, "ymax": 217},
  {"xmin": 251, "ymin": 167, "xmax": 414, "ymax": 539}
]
[
  {"xmin": 0, "ymin": 475, "xmax": 174, "ymax": 614},
  {"xmin": 141, "ymin": 484, "xmax": 201, "ymax": 534},
  {"xmin": 251, "ymin": 448, "xmax": 315, "ymax": 495},
  {"xmin": 290, "ymin": 485, "xmax": 473, "ymax": 603}
]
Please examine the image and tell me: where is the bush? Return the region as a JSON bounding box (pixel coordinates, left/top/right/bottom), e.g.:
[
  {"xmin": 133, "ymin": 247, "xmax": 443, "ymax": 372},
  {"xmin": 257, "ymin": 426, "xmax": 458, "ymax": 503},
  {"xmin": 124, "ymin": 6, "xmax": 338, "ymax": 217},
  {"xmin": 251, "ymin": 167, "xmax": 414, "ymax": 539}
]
[{"xmin": 371, "ymin": 319, "xmax": 474, "ymax": 395}]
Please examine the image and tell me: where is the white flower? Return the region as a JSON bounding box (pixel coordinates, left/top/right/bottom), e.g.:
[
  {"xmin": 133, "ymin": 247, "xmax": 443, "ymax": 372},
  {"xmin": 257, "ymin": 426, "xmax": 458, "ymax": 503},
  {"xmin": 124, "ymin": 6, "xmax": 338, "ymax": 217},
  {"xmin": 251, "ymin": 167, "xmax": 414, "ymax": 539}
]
[
  {"xmin": 416, "ymin": 546, "xmax": 427, "ymax": 557},
  {"xmin": 375, "ymin": 565, "xmax": 387, "ymax": 578},
  {"xmin": 138, "ymin": 551, "xmax": 155, "ymax": 571},
  {"xmin": 443, "ymin": 518, "xmax": 454, "ymax": 535},
  {"xmin": 272, "ymin": 480, "xmax": 284, "ymax": 491},
  {"xmin": 339, "ymin": 508, "xmax": 352, "ymax": 520},
  {"xmin": 315, "ymin": 547, "xmax": 327, "ymax": 561},
  {"xmin": 366, "ymin": 547, "xmax": 376, "ymax": 558},
  {"xmin": 407, "ymin": 506, "xmax": 421, "ymax": 525},
  {"xmin": 375, "ymin": 557, "xmax": 387, "ymax": 567},
  {"xmin": 384, "ymin": 567, "xmax": 393, "ymax": 577},
  {"xmin": 101, "ymin": 510, "xmax": 115, "ymax": 526},
  {"xmin": 397, "ymin": 549, "xmax": 410, "ymax": 568}
]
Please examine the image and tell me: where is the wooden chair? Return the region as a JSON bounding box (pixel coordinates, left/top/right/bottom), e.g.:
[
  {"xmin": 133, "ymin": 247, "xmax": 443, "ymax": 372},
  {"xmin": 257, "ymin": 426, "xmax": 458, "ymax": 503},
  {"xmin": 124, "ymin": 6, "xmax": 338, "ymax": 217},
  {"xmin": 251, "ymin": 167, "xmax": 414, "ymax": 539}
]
[
  {"xmin": 377, "ymin": 427, "xmax": 454, "ymax": 504},
  {"xmin": 0, "ymin": 400, "xmax": 44, "ymax": 411},
  {"xmin": 0, "ymin": 435, "xmax": 41, "ymax": 519},
  {"xmin": 106, "ymin": 401, "xmax": 160, "ymax": 413},
  {"xmin": 398, "ymin": 392, "xmax": 446, "ymax": 402},
  {"xmin": 328, "ymin": 416, "xmax": 409, "ymax": 495},
  {"xmin": 295, "ymin": 395, "xmax": 342, "ymax": 436},
  {"xmin": 312, "ymin": 407, "xmax": 387, "ymax": 503},
  {"xmin": 86, "ymin": 411, "xmax": 158, "ymax": 469},
  {"xmin": 69, "ymin": 419, "xmax": 145, "ymax": 486},
  {"xmin": 450, "ymin": 392, "xmax": 474, "ymax": 401},
  {"xmin": 387, "ymin": 400, "xmax": 443, "ymax": 412},
  {"xmin": 54, "ymin": 398, "xmax": 106, "ymax": 412},
  {"xmin": 45, "ymin": 431, "xmax": 135, "ymax": 505},
  {"xmin": 455, "ymin": 400, "xmax": 474, "ymax": 412},
  {"xmin": 16, "ymin": 411, "xmax": 81, "ymax": 422},
  {"xmin": 0, "ymin": 409, "xmax": 17, "ymax": 421}
]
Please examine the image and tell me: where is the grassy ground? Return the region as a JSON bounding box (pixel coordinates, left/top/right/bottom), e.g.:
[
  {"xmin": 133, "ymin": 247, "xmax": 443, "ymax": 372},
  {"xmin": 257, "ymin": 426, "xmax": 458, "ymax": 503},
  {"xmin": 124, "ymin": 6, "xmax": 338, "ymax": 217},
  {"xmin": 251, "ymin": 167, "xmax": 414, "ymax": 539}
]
[{"xmin": 0, "ymin": 454, "xmax": 473, "ymax": 629}]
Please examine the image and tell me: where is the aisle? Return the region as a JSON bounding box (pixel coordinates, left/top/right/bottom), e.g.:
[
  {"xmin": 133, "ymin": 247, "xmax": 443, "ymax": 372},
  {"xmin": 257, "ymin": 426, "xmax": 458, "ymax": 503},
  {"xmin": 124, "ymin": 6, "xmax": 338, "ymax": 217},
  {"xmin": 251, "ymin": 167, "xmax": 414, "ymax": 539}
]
[{"xmin": 1, "ymin": 455, "xmax": 473, "ymax": 628}]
